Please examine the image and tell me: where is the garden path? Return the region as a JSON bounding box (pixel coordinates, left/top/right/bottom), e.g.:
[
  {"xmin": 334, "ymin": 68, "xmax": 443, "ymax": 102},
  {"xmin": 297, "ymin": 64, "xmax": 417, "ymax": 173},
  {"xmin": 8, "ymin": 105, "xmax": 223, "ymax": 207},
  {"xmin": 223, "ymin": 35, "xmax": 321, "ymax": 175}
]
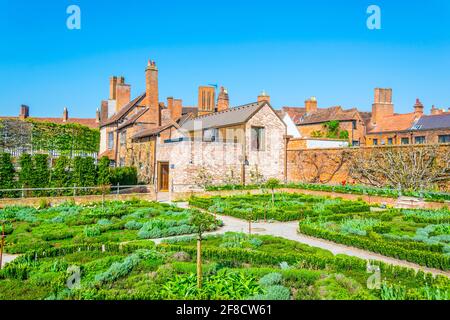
[{"xmin": 155, "ymin": 202, "xmax": 450, "ymax": 278}]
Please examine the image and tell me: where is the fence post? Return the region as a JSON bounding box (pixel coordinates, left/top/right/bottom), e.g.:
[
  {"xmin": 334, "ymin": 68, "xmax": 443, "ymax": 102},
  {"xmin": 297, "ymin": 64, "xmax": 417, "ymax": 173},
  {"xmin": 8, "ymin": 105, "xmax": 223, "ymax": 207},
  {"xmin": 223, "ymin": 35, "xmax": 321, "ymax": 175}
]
[
  {"xmin": 21, "ymin": 185, "xmax": 25, "ymax": 198},
  {"xmin": 73, "ymin": 184, "xmax": 76, "ymax": 197},
  {"xmin": 116, "ymin": 182, "xmax": 120, "ymax": 199}
]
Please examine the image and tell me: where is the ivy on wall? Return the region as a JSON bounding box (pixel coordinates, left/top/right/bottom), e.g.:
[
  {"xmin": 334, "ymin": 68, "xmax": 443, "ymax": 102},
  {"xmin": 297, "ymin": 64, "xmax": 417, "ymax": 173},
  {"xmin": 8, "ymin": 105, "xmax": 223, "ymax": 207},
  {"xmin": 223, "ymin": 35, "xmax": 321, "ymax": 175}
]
[{"xmin": 0, "ymin": 119, "xmax": 100, "ymax": 154}]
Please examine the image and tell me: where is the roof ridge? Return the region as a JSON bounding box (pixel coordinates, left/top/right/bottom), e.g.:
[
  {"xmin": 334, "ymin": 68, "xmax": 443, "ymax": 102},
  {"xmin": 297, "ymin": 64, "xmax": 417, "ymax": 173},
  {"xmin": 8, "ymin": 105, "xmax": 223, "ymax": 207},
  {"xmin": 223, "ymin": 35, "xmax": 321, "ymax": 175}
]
[{"xmin": 191, "ymin": 101, "xmax": 259, "ymax": 120}]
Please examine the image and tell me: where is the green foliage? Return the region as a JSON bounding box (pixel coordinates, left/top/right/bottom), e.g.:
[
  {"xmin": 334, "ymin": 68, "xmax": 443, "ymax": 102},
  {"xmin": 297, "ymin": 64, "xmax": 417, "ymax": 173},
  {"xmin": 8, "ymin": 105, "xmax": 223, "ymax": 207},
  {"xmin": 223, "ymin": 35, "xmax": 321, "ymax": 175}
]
[
  {"xmin": 51, "ymin": 156, "xmax": 72, "ymax": 193},
  {"xmin": 0, "ymin": 153, "xmax": 16, "ymax": 196},
  {"xmin": 190, "ymin": 210, "xmax": 216, "ymax": 239},
  {"xmin": 32, "ymin": 154, "xmax": 50, "ymax": 196},
  {"xmin": 97, "ymin": 156, "xmax": 111, "ymax": 186},
  {"xmin": 72, "ymin": 157, "xmax": 97, "ymax": 190},
  {"xmin": 258, "ymin": 272, "xmax": 283, "ymax": 286},
  {"xmin": 110, "ymin": 166, "xmax": 137, "ymax": 186},
  {"xmin": 18, "ymin": 153, "xmax": 33, "ymax": 188}
]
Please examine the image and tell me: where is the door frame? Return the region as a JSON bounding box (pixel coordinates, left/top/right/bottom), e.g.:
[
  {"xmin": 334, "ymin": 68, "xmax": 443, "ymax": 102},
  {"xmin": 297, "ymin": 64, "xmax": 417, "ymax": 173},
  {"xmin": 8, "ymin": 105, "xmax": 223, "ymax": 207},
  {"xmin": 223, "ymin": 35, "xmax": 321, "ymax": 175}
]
[{"xmin": 157, "ymin": 161, "xmax": 170, "ymax": 192}]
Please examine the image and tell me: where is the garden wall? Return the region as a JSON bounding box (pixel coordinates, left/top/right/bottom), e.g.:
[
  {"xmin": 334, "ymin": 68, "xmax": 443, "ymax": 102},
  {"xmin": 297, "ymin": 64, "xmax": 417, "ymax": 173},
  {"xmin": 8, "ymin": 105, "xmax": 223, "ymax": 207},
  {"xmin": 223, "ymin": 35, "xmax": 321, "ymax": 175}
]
[{"xmin": 287, "ymin": 144, "xmax": 450, "ymax": 191}]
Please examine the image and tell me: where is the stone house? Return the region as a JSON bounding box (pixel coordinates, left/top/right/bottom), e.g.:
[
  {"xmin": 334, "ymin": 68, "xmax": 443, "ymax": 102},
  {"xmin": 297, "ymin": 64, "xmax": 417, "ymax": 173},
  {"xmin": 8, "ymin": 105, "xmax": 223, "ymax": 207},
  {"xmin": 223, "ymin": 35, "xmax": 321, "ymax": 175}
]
[{"xmin": 98, "ymin": 60, "xmax": 287, "ymax": 191}]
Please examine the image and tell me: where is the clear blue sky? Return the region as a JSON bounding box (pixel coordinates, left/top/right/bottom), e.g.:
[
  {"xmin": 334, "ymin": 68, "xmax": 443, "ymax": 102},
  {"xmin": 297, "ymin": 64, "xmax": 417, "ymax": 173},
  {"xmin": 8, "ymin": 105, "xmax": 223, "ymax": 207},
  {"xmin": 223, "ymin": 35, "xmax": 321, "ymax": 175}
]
[{"xmin": 1, "ymin": 0, "xmax": 449, "ymax": 118}]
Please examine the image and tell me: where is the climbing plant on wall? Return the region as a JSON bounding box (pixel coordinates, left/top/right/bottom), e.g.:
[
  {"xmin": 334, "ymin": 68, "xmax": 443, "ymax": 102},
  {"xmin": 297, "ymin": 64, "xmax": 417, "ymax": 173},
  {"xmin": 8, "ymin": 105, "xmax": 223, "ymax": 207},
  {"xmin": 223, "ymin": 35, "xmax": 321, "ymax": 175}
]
[{"xmin": 0, "ymin": 119, "xmax": 99, "ymax": 154}]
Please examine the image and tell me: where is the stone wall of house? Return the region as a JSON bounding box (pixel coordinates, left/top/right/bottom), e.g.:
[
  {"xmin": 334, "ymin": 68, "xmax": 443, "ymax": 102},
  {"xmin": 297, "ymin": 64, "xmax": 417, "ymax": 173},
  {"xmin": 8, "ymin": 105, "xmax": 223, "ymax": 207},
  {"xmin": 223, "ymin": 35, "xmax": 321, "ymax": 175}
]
[
  {"xmin": 156, "ymin": 141, "xmax": 243, "ymax": 192},
  {"xmin": 287, "ymin": 144, "xmax": 450, "ymax": 190},
  {"xmin": 245, "ymin": 104, "xmax": 287, "ymax": 183}
]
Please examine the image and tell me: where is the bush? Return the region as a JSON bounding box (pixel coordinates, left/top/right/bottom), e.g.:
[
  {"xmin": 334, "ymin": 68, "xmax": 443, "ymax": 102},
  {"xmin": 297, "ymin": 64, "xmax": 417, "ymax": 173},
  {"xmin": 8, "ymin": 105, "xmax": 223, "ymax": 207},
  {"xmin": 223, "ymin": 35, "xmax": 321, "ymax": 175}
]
[
  {"xmin": 258, "ymin": 272, "xmax": 283, "ymax": 286},
  {"xmin": 110, "ymin": 167, "xmax": 138, "ymax": 186},
  {"xmin": 124, "ymin": 220, "xmax": 143, "ymax": 230}
]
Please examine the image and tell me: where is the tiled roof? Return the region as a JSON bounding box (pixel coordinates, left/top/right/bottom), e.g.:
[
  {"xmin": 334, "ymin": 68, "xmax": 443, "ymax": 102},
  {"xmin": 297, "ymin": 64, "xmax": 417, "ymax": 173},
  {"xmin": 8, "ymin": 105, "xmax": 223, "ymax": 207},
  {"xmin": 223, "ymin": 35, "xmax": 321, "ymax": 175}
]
[
  {"xmin": 411, "ymin": 113, "xmax": 450, "ymax": 131},
  {"xmin": 180, "ymin": 102, "xmax": 263, "ymax": 132},
  {"xmin": 282, "ymin": 106, "xmax": 360, "ymax": 125},
  {"xmin": 0, "ymin": 116, "xmax": 98, "ymax": 129},
  {"xmin": 367, "ymin": 113, "xmax": 418, "ymax": 134},
  {"xmin": 101, "ymin": 93, "xmax": 146, "ymax": 127},
  {"xmin": 132, "ymin": 123, "xmax": 174, "ymax": 140},
  {"xmin": 117, "ymin": 107, "xmax": 149, "ymax": 130},
  {"xmin": 182, "ymin": 106, "xmax": 198, "ymax": 117}
]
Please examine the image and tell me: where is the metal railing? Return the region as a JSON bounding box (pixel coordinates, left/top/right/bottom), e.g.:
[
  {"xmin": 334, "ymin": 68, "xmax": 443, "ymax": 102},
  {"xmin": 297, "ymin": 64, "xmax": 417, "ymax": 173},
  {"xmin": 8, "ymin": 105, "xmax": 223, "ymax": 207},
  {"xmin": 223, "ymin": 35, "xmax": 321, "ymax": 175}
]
[{"xmin": 0, "ymin": 184, "xmax": 152, "ymax": 200}]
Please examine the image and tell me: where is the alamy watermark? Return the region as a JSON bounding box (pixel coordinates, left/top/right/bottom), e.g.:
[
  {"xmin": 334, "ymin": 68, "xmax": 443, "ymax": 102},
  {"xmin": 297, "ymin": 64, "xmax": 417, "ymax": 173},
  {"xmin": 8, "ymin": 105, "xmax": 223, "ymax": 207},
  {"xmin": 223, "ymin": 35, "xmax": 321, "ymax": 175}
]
[
  {"xmin": 66, "ymin": 5, "xmax": 81, "ymax": 30},
  {"xmin": 367, "ymin": 5, "xmax": 381, "ymax": 30},
  {"xmin": 366, "ymin": 263, "xmax": 381, "ymax": 290}
]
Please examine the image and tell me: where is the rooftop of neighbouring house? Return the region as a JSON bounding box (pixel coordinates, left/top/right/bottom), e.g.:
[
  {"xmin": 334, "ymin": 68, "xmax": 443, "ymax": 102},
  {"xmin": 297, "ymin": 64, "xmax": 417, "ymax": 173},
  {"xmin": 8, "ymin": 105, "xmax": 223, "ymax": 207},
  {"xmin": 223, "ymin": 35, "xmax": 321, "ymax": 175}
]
[
  {"xmin": 410, "ymin": 113, "xmax": 450, "ymax": 131},
  {"xmin": 281, "ymin": 106, "xmax": 362, "ymax": 125}
]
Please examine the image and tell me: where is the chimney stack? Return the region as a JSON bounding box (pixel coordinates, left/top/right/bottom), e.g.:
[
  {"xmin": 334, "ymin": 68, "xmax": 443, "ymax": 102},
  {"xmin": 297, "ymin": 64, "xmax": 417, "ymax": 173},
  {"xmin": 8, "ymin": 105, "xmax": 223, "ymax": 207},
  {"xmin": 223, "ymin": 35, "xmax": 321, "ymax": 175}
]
[
  {"xmin": 217, "ymin": 87, "xmax": 229, "ymax": 112},
  {"xmin": 19, "ymin": 105, "xmax": 29, "ymax": 120},
  {"xmin": 414, "ymin": 98, "xmax": 424, "ymax": 117},
  {"xmin": 144, "ymin": 59, "xmax": 160, "ymax": 126},
  {"xmin": 62, "ymin": 107, "xmax": 69, "ymax": 122},
  {"xmin": 96, "ymin": 108, "xmax": 101, "ymax": 124},
  {"xmin": 305, "ymin": 97, "xmax": 318, "ymax": 113},
  {"xmin": 100, "ymin": 100, "xmax": 108, "ymax": 122},
  {"xmin": 371, "ymin": 88, "xmax": 394, "ymax": 125},
  {"xmin": 110, "ymin": 76, "xmax": 118, "ymax": 100},
  {"xmin": 115, "ymin": 77, "xmax": 131, "ymax": 112},
  {"xmin": 198, "ymin": 86, "xmax": 216, "ymax": 116},
  {"xmin": 172, "ymin": 99, "xmax": 182, "ymax": 120},
  {"xmin": 257, "ymin": 90, "xmax": 270, "ymax": 104}
]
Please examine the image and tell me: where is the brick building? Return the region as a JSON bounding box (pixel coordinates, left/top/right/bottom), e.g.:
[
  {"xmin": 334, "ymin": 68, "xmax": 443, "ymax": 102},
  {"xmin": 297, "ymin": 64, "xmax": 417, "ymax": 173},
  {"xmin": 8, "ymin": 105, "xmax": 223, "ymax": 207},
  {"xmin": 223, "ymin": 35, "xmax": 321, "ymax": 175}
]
[
  {"xmin": 98, "ymin": 60, "xmax": 287, "ymax": 191},
  {"xmin": 365, "ymin": 89, "xmax": 450, "ymax": 146},
  {"xmin": 281, "ymin": 97, "xmax": 368, "ymax": 146}
]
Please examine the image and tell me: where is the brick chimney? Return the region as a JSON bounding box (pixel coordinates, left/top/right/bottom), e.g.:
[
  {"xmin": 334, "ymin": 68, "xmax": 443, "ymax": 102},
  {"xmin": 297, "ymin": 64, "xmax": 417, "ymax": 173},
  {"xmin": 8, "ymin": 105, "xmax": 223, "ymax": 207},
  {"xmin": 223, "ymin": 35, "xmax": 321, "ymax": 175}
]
[
  {"xmin": 144, "ymin": 60, "xmax": 160, "ymax": 126},
  {"xmin": 19, "ymin": 104, "xmax": 29, "ymax": 120},
  {"xmin": 110, "ymin": 76, "xmax": 118, "ymax": 100},
  {"xmin": 414, "ymin": 98, "xmax": 424, "ymax": 117},
  {"xmin": 371, "ymin": 88, "xmax": 394, "ymax": 125},
  {"xmin": 198, "ymin": 86, "xmax": 216, "ymax": 116},
  {"xmin": 430, "ymin": 105, "xmax": 443, "ymax": 115},
  {"xmin": 62, "ymin": 107, "xmax": 69, "ymax": 122},
  {"xmin": 115, "ymin": 77, "xmax": 131, "ymax": 112},
  {"xmin": 96, "ymin": 108, "xmax": 101, "ymax": 124},
  {"xmin": 100, "ymin": 100, "xmax": 108, "ymax": 122},
  {"xmin": 257, "ymin": 90, "xmax": 270, "ymax": 104},
  {"xmin": 305, "ymin": 97, "xmax": 318, "ymax": 113},
  {"xmin": 172, "ymin": 99, "xmax": 182, "ymax": 120},
  {"xmin": 217, "ymin": 87, "xmax": 229, "ymax": 112}
]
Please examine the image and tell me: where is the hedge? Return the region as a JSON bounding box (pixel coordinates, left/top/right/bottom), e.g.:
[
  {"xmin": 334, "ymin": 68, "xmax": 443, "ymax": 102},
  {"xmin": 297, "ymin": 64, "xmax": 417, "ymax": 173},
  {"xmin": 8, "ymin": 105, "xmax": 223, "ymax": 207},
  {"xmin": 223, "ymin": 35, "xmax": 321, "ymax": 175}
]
[{"xmin": 299, "ymin": 223, "xmax": 450, "ymax": 270}]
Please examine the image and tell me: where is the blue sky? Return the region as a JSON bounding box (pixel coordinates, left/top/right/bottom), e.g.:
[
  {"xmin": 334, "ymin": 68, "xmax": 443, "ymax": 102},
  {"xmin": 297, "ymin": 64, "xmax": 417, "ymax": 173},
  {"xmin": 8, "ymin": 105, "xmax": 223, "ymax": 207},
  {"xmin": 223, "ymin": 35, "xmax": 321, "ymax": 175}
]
[{"xmin": 1, "ymin": 0, "xmax": 449, "ymax": 118}]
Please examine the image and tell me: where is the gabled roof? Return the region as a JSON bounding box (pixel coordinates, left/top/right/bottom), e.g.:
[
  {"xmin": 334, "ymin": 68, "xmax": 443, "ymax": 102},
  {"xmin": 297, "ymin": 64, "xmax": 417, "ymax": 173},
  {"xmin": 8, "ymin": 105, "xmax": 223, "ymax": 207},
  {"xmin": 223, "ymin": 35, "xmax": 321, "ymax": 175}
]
[
  {"xmin": 282, "ymin": 106, "xmax": 360, "ymax": 125},
  {"xmin": 117, "ymin": 107, "xmax": 149, "ymax": 130},
  {"xmin": 132, "ymin": 123, "xmax": 174, "ymax": 140},
  {"xmin": 182, "ymin": 106, "xmax": 198, "ymax": 117},
  {"xmin": 411, "ymin": 113, "xmax": 450, "ymax": 131},
  {"xmin": 180, "ymin": 102, "xmax": 265, "ymax": 131},
  {"xmin": 367, "ymin": 113, "xmax": 418, "ymax": 134},
  {"xmin": 101, "ymin": 93, "xmax": 146, "ymax": 127}
]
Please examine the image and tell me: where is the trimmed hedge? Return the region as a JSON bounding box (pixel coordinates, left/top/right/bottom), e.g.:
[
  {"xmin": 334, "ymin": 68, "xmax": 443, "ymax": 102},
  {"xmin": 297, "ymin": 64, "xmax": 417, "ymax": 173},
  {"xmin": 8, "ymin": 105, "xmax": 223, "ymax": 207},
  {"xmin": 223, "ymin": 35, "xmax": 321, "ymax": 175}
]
[{"xmin": 299, "ymin": 223, "xmax": 450, "ymax": 270}]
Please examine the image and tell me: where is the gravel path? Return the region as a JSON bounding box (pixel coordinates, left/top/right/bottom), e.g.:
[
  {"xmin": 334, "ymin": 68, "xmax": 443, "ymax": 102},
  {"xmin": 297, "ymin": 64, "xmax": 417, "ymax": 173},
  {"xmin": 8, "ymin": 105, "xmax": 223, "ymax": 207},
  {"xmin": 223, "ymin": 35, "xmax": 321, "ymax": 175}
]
[
  {"xmin": 1, "ymin": 253, "xmax": 20, "ymax": 268},
  {"xmin": 157, "ymin": 202, "xmax": 450, "ymax": 277}
]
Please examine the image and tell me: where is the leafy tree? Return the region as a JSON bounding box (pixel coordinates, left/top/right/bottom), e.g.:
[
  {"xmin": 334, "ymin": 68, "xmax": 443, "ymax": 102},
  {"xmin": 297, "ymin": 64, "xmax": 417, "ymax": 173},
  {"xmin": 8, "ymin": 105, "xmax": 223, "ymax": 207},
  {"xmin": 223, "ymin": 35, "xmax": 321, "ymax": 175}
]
[
  {"xmin": 0, "ymin": 153, "xmax": 16, "ymax": 196},
  {"xmin": 190, "ymin": 211, "xmax": 216, "ymax": 288},
  {"xmin": 51, "ymin": 156, "xmax": 72, "ymax": 195},
  {"xmin": 97, "ymin": 156, "xmax": 111, "ymax": 186},
  {"xmin": 339, "ymin": 130, "xmax": 349, "ymax": 140},
  {"xmin": 32, "ymin": 154, "xmax": 50, "ymax": 196},
  {"xmin": 266, "ymin": 178, "xmax": 280, "ymax": 205},
  {"xmin": 18, "ymin": 153, "xmax": 33, "ymax": 188},
  {"xmin": 324, "ymin": 120, "xmax": 340, "ymax": 138},
  {"xmin": 110, "ymin": 167, "xmax": 137, "ymax": 186}
]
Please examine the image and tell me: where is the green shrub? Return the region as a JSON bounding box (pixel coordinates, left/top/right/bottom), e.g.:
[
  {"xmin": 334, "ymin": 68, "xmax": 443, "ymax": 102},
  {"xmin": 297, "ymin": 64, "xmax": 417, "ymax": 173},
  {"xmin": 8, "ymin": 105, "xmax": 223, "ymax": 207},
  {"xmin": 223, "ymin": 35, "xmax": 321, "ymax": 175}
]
[{"xmin": 258, "ymin": 272, "xmax": 283, "ymax": 286}]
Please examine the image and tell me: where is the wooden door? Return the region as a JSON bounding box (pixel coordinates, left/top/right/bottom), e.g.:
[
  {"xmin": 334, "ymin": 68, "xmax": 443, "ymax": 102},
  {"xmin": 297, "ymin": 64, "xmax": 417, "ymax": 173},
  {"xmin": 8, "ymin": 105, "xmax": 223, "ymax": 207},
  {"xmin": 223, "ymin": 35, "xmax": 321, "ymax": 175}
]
[{"xmin": 159, "ymin": 162, "xmax": 169, "ymax": 191}]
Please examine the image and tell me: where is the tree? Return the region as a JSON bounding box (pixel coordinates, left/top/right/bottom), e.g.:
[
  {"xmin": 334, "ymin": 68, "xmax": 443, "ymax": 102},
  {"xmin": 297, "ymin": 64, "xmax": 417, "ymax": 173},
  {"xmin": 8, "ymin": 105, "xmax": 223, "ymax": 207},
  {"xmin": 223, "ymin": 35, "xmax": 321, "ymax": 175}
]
[
  {"xmin": 189, "ymin": 210, "xmax": 216, "ymax": 288},
  {"xmin": 97, "ymin": 156, "xmax": 111, "ymax": 186},
  {"xmin": 265, "ymin": 178, "xmax": 280, "ymax": 205},
  {"xmin": 300, "ymin": 150, "xmax": 351, "ymax": 184},
  {"xmin": 18, "ymin": 153, "xmax": 33, "ymax": 189},
  {"xmin": 349, "ymin": 145, "xmax": 450, "ymax": 191},
  {"xmin": 32, "ymin": 154, "xmax": 50, "ymax": 196},
  {"xmin": 51, "ymin": 156, "xmax": 72, "ymax": 195},
  {"xmin": 245, "ymin": 208, "xmax": 254, "ymax": 235},
  {"xmin": 0, "ymin": 153, "xmax": 16, "ymax": 197}
]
